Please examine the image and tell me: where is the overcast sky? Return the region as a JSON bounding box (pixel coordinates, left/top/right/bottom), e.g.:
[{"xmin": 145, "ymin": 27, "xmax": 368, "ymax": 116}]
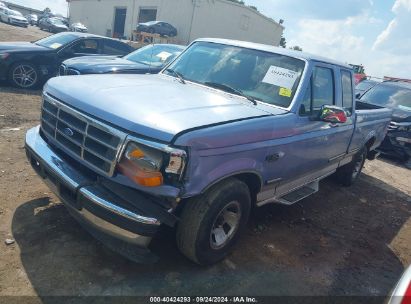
[{"xmin": 9, "ymin": 0, "xmax": 410, "ymax": 78}]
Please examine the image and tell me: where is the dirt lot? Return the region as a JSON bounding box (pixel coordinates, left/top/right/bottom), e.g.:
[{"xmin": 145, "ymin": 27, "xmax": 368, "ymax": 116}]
[{"xmin": 0, "ymin": 22, "xmax": 410, "ymax": 301}]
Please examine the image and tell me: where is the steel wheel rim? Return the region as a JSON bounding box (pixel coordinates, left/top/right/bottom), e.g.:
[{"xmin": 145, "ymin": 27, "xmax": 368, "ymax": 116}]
[
  {"xmin": 352, "ymin": 153, "xmax": 365, "ymax": 179},
  {"xmin": 210, "ymin": 201, "xmax": 241, "ymax": 250},
  {"xmin": 13, "ymin": 65, "xmax": 37, "ymax": 88}
]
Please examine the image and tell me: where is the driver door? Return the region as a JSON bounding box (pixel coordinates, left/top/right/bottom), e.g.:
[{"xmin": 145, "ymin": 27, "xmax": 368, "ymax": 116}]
[{"xmin": 275, "ymin": 63, "xmax": 354, "ymax": 194}]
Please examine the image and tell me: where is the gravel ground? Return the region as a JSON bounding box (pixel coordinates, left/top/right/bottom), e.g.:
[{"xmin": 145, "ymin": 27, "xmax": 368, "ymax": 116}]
[{"xmin": 0, "ymin": 22, "xmax": 410, "ymax": 302}]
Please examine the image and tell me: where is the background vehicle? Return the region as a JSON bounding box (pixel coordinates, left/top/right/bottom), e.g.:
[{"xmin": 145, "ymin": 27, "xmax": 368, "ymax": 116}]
[
  {"xmin": 0, "ymin": 2, "xmax": 7, "ymax": 9},
  {"xmin": 0, "ymin": 32, "xmax": 135, "ymax": 89},
  {"xmin": 388, "ymin": 265, "xmax": 411, "ymax": 304},
  {"xmin": 350, "ymin": 64, "xmax": 367, "ymax": 84},
  {"xmin": 25, "ymin": 38, "xmax": 391, "ymax": 266},
  {"xmin": 0, "ymin": 8, "xmax": 28, "ymax": 27},
  {"xmin": 25, "ymin": 14, "xmax": 38, "ymax": 26},
  {"xmin": 70, "ymin": 22, "xmax": 87, "ymax": 32},
  {"xmin": 360, "ymin": 81, "xmax": 411, "ymax": 168},
  {"xmin": 355, "ymin": 79, "xmax": 379, "ymax": 97},
  {"xmin": 39, "ymin": 17, "xmax": 68, "ymax": 33},
  {"xmin": 59, "ymin": 43, "xmax": 184, "ymax": 76},
  {"xmin": 136, "ymin": 21, "xmax": 177, "ymax": 37}
]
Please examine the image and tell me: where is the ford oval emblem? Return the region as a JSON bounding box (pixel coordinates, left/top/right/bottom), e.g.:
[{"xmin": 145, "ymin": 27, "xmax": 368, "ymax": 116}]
[{"xmin": 63, "ymin": 127, "xmax": 74, "ymax": 137}]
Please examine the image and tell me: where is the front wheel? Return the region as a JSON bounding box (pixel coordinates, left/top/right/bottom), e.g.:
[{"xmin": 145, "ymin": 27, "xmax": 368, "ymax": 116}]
[
  {"xmin": 177, "ymin": 178, "xmax": 251, "ymax": 265},
  {"xmin": 9, "ymin": 62, "xmax": 40, "ymax": 89},
  {"xmin": 335, "ymin": 147, "xmax": 367, "ymax": 186}
]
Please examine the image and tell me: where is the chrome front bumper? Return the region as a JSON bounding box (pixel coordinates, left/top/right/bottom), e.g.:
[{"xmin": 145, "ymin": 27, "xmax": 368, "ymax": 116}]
[{"xmin": 25, "ymin": 126, "xmax": 161, "ymax": 262}]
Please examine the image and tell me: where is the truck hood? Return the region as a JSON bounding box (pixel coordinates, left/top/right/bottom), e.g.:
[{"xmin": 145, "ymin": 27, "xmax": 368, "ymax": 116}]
[
  {"xmin": 45, "ymin": 74, "xmax": 283, "ymax": 142},
  {"xmin": 63, "ymin": 56, "xmax": 151, "ymax": 74}
]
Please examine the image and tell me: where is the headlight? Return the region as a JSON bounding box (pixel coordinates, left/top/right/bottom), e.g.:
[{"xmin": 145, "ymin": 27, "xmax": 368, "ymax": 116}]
[
  {"xmin": 0, "ymin": 52, "xmax": 9, "ymax": 60},
  {"xmin": 117, "ymin": 141, "xmax": 186, "ymax": 187}
]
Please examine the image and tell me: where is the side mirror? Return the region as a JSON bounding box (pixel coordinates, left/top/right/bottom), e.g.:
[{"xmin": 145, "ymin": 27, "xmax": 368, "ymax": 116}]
[{"xmin": 317, "ymin": 105, "xmax": 348, "ymax": 124}]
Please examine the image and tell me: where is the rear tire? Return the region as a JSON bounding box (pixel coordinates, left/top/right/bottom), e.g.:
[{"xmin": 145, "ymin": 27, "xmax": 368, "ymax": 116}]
[
  {"xmin": 177, "ymin": 178, "xmax": 251, "ymax": 265},
  {"xmin": 335, "ymin": 147, "xmax": 367, "ymax": 186}
]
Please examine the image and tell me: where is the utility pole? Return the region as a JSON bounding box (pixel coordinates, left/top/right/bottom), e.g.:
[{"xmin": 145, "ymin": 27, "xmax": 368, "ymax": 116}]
[{"xmin": 188, "ymin": 0, "xmax": 199, "ymax": 44}]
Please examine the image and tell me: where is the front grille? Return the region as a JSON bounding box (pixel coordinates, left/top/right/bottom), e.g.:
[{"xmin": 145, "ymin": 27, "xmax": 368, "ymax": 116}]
[
  {"xmin": 40, "ymin": 94, "xmax": 127, "ymax": 176},
  {"xmin": 58, "ymin": 65, "xmax": 80, "ymax": 76},
  {"xmin": 388, "ymin": 121, "xmax": 399, "ymax": 131},
  {"xmin": 59, "ymin": 64, "xmax": 66, "ymax": 76},
  {"xmin": 67, "ymin": 68, "xmax": 80, "ymax": 75}
]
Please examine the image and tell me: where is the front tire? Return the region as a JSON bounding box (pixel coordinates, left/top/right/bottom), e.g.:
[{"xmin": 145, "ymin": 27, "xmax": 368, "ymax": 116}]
[
  {"xmin": 9, "ymin": 62, "xmax": 40, "ymax": 89},
  {"xmin": 177, "ymin": 178, "xmax": 251, "ymax": 265},
  {"xmin": 335, "ymin": 147, "xmax": 367, "ymax": 186}
]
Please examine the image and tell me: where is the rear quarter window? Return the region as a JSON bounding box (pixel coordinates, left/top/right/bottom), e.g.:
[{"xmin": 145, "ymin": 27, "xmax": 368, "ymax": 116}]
[{"xmin": 103, "ymin": 40, "xmax": 132, "ymax": 55}]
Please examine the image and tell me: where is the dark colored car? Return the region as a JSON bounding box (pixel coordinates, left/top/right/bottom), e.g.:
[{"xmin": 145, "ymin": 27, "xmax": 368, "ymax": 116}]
[
  {"xmin": 39, "ymin": 17, "xmax": 68, "ymax": 33},
  {"xmin": 360, "ymin": 81, "xmax": 411, "ymax": 168},
  {"xmin": 59, "ymin": 43, "xmax": 184, "ymax": 76},
  {"xmin": 136, "ymin": 21, "xmax": 177, "ymax": 37},
  {"xmin": 0, "ymin": 32, "xmax": 135, "ymax": 89},
  {"xmin": 25, "ymin": 14, "xmax": 38, "ymax": 26},
  {"xmin": 355, "ymin": 79, "xmax": 379, "ymax": 97}
]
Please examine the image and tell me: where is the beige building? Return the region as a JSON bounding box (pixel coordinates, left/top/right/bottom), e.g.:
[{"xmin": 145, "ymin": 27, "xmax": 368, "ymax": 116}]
[{"xmin": 68, "ymin": 0, "xmax": 284, "ymax": 46}]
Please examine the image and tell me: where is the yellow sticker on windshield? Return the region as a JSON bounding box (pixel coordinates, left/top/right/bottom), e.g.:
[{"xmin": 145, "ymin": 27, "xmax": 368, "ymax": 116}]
[
  {"xmin": 279, "ymin": 87, "xmax": 292, "ymax": 97},
  {"xmin": 49, "ymin": 43, "xmax": 62, "ymax": 49}
]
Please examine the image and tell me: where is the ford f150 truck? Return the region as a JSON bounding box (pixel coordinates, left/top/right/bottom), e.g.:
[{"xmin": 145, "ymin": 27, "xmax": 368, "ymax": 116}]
[{"xmin": 25, "ymin": 38, "xmax": 392, "ymax": 265}]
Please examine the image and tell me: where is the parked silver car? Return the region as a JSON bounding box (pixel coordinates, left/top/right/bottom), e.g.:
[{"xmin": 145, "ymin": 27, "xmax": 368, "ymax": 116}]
[
  {"xmin": 70, "ymin": 22, "xmax": 87, "ymax": 32},
  {"xmin": 0, "ymin": 8, "xmax": 28, "ymax": 27}
]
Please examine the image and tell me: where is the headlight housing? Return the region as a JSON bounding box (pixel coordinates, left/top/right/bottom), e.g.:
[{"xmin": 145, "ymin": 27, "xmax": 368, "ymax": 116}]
[
  {"xmin": 0, "ymin": 52, "xmax": 9, "ymax": 60},
  {"xmin": 118, "ymin": 140, "xmax": 186, "ymax": 187}
]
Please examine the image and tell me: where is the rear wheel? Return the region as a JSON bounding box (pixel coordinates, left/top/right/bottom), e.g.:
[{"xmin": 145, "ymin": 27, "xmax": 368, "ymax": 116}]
[
  {"xmin": 9, "ymin": 62, "xmax": 40, "ymax": 89},
  {"xmin": 177, "ymin": 178, "xmax": 251, "ymax": 265},
  {"xmin": 335, "ymin": 147, "xmax": 367, "ymax": 186}
]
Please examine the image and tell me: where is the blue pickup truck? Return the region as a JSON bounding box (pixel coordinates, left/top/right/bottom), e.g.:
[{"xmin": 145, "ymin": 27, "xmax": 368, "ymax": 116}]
[{"xmin": 25, "ymin": 38, "xmax": 392, "ymax": 265}]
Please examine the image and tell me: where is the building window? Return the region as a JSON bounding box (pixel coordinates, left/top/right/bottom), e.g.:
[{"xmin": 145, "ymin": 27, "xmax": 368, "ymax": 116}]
[{"xmin": 138, "ymin": 7, "xmax": 157, "ymax": 23}]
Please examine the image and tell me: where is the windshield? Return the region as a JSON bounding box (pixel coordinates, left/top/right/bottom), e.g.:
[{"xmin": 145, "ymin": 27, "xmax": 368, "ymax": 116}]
[
  {"xmin": 35, "ymin": 33, "xmax": 77, "ymax": 49},
  {"xmin": 361, "ymin": 83, "xmax": 411, "ymax": 111},
  {"xmin": 356, "ymin": 80, "xmax": 377, "ymax": 91},
  {"xmin": 125, "ymin": 44, "xmax": 183, "ymax": 67},
  {"xmin": 50, "ymin": 18, "xmax": 65, "ymax": 25},
  {"xmin": 163, "ymin": 42, "xmax": 306, "ymax": 108}
]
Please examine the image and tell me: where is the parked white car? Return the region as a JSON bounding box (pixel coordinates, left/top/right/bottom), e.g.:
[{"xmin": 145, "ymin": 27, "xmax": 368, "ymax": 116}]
[
  {"xmin": 70, "ymin": 22, "xmax": 87, "ymax": 32},
  {"xmin": 0, "ymin": 8, "xmax": 28, "ymax": 27}
]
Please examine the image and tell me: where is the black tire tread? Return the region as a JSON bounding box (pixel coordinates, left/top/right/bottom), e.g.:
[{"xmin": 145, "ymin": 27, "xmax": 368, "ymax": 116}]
[
  {"xmin": 176, "ymin": 178, "xmax": 249, "ymax": 264},
  {"xmin": 335, "ymin": 147, "xmax": 367, "ymax": 186}
]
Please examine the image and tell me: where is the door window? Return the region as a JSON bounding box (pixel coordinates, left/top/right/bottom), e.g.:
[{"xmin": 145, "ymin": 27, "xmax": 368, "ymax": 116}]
[
  {"xmin": 300, "ymin": 66, "xmax": 335, "ymax": 116},
  {"xmin": 103, "ymin": 40, "xmax": 131, "ymax": 55},
  {"xmin": 341, "ymin": 70, "xmax": 353, "ymax": 115},
  {"xmin": 70, "ymin": 39, "xmax": 100, "ymax": 54}
]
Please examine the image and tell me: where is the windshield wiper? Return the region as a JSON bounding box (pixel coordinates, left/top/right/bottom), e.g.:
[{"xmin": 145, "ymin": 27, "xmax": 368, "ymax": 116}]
[
  {"xmin": 204, "ymin": 82, "xmax": 257, "ymax": 105},
  {"xmin": 165, "ymin": 68, "xmax": 186, "ymax": 84}
]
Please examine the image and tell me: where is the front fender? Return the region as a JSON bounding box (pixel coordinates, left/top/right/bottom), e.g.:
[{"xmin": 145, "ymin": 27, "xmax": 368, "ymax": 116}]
[{"xmin": 182, "ymin": 151, "xmax": 267, "ymax": 198}]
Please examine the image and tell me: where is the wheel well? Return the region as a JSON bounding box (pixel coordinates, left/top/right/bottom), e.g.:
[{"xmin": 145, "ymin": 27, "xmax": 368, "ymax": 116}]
[
  {"xmin": 232, "ymin": 173, "xmax": 262, "ymax": 205},
  {"xmin": 365, "ymin": 137, "xmax": 376, "ymax": 151}
]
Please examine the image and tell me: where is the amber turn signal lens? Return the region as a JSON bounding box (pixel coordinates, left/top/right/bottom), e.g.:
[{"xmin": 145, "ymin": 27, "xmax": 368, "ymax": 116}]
[
  {"xmin": 118, "ymin": 158, "xmax": 163, "ymax": 187},
  {"xmin": 128, "ymin": 148, "xmax": 145, "ymax": 159}
]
